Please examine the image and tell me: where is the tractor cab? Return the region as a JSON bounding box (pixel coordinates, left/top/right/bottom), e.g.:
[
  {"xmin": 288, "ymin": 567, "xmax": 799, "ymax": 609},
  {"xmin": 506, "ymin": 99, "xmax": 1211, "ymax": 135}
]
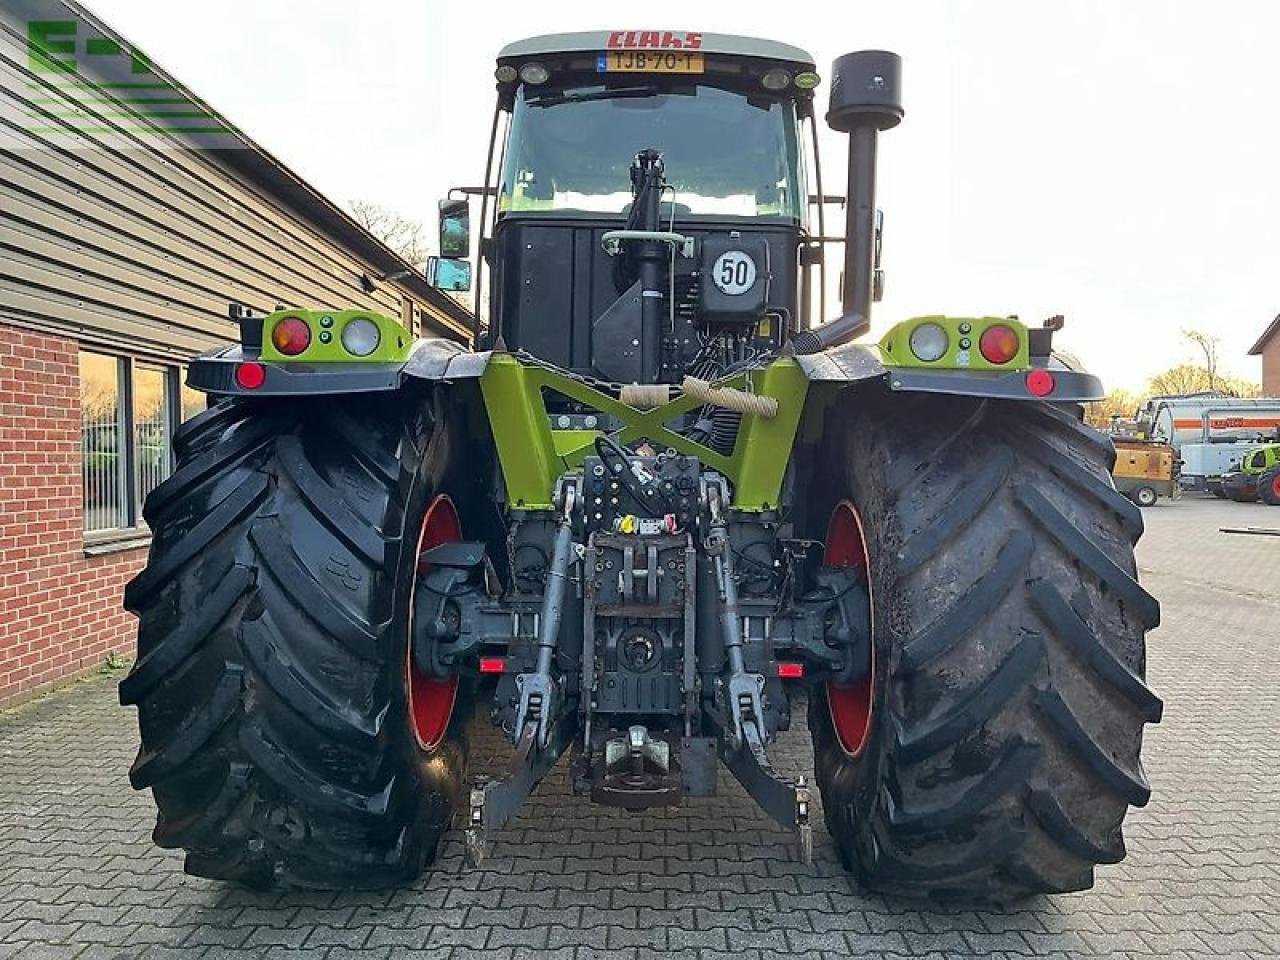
[{"xmin": 435, "ymin": 32, "xmax": 834, "ymax": 385}]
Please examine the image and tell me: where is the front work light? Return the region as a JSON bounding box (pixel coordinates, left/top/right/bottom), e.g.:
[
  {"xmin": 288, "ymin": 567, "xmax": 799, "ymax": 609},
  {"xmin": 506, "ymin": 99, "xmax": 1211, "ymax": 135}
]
[
  {"xmin": 908, "ymin": 322, "xmax": 949, "ymax": 362},
  {"xmin": 519, "ymin": 62, "xmax": 549, "ymax": 85},
  {"xmin": 341, "ymin": 316, "xmax": 381, "ymax": 357},
  {"xmin": 761, "ymin": 69, "xmax": 791, "ymax": 91}
]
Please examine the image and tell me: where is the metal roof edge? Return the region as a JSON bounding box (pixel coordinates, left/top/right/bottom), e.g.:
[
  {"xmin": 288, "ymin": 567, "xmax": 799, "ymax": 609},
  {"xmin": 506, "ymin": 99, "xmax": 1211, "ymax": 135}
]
[
  {"xmin": 498, "ymin": 31, "xmax": 815, "ymax": 67},
  {"xmin": 51, "ymin": 0, "xmax": 473, "ymax": 340},
  {"xmin": 1248, "ymin": 314, "xmax": 1280, "ymax": 356}
]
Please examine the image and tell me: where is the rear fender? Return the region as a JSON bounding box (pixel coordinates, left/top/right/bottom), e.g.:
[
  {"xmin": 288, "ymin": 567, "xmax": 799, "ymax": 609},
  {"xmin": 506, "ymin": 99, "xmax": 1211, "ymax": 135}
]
[
  {"xmin": 795, "ymin": 318, "xmax": 1104, "ymax": 403},
  {"xmin": 187, "ymin": 338, "xmax": 487, "ymax": 398}
]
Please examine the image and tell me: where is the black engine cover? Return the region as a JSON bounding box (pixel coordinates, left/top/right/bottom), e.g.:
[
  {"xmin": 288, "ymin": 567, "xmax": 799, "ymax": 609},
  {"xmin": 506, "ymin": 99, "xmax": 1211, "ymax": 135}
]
[{"xmin": 699, "ymin": 234, "xmax": 770, "ymax": 324}]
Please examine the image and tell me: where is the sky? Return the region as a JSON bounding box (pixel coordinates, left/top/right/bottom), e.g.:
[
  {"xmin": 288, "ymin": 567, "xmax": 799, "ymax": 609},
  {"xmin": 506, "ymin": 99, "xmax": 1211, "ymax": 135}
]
[{"xmin": 87, "ymin": 0, "xmax": 1279, "ymax": 392}]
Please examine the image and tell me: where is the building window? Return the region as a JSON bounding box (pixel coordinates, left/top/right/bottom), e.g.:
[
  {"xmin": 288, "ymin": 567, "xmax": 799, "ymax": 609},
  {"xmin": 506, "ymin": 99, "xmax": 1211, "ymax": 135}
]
[
  {"xmin": 81, "ymin": 352, "xmax": 127, "ymax": 534},
  {"xmin": 133, "ymin": 364, "xmax": 174, "ymax": 511},
  {"xmin": 80, "ymin": 351, "xmax": 201, "ymax": 537}
]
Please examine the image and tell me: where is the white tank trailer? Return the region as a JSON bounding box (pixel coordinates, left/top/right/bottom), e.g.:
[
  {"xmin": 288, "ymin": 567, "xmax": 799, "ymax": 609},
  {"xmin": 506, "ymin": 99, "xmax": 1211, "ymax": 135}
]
[{"xmin": 1129, "ymin": 394, "xmax": 1280, "ymax": 491}]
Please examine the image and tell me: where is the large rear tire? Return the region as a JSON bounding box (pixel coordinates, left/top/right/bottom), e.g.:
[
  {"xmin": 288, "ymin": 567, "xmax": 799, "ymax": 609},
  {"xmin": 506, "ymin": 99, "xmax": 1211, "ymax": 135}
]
[
  {"xmin": 808, "ymin": 395, "xmax": 1162, "ymax": 901},
  {"xmin": 121, "ymin": 387, "xmax": 473, "ymax": 888},
  {"xmin": 1259, "ymin": 467, "xmax": 1280, "ymax": 506}
]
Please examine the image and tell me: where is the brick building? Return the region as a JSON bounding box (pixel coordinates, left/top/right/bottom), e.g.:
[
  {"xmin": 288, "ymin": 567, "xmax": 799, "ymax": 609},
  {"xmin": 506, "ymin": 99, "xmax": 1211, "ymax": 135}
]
[
  {"xmin": 1249, "ymin": 314, "xmax": 1280, "ymax": 398},
  {"xmin": 0, "ymin": 1, "xmax": 471, "ymax": 705}
]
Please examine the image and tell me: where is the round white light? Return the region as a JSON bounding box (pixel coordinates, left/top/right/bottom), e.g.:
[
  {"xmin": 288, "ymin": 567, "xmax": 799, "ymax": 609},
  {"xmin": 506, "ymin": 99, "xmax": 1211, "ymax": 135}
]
[
  {"xmin": 494, "ymin": 64, "xmax": 518, "ymax": 83},
  {"xmin": 908, "ymin": 322, "xmax": 949, "ymax": 362},
  {"xmin": 761, "ymin": 69, "xmax": 791, "ymax": 91},
  {"xmin": 341, "ymin": 316, "xmax": 381, "ymax": 357},
  {"xmin": 518, "ymin": 62, "xmax": 550, "ymax": 85}
]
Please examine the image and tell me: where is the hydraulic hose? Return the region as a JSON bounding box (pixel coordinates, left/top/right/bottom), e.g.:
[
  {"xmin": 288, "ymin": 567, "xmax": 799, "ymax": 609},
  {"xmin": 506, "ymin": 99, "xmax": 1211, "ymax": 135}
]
[{"xmin": 788, "ymin": 310, "xmax": 870, "ymax": 355}]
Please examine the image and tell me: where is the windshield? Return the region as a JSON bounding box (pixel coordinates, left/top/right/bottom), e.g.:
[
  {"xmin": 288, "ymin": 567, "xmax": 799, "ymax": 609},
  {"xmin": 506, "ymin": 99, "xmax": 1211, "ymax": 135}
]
[{"xmin": 498, "ymin": 83, "xmax": 805, "ymax": 221}]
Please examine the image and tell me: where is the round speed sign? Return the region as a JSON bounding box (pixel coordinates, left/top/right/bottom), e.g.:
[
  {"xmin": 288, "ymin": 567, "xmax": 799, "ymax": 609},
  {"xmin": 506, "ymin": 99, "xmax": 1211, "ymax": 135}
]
[{"xmin": 711, "ymin": 250, "xmax": 757, "ymax": 296}]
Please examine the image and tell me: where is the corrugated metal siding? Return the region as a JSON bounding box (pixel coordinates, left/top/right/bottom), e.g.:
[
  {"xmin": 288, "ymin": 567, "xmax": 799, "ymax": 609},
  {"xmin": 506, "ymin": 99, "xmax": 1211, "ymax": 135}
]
[{"xmin": 0, "ymin": 9, "xmax": 469, "ymax": 360}]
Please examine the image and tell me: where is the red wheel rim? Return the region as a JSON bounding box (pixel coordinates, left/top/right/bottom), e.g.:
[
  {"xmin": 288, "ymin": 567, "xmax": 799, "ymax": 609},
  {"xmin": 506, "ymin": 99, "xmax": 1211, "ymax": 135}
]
[
  {"xmin": 1273, "ymin": 474, "xmax": 1280, "ymax": 499},
  {"xmin": 406, "ymin": 495, "xmax": 462, "ymax": 750},
  {"xmin": 825, "ymin": 500, "xmax": 875, "ymax": 757}
]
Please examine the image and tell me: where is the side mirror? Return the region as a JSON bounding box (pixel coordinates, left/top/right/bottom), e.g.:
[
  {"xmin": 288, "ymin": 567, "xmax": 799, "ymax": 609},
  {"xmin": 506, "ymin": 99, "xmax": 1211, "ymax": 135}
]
[
  {"xmin": 438, "ymin": 198, "xmax": 470, "ymax": 259},
  {"xmin": 427, "ymin": 256, "xmax": 472, "ymax": 292}
]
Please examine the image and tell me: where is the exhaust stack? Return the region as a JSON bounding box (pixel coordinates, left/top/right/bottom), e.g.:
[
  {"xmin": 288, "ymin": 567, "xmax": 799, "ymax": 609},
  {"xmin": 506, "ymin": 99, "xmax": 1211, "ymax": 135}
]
[
  {"xmin": 792, "ymin": 50, "xmax": 903, "ymax": 355},
  {"xmin": 831, "ymin": 50, "xmax": 903, "ymax": 320}
]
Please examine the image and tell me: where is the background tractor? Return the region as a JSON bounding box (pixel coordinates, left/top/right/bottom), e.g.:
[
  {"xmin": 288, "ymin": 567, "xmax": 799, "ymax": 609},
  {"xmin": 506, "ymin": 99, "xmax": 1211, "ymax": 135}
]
[
  {"xmin": 121, "ymin": 31, "xmax": 1161, "ymax": 901},
  {"xmin": 1221, "ymin": 442, "xmax": 1280, "ymax": 503}
]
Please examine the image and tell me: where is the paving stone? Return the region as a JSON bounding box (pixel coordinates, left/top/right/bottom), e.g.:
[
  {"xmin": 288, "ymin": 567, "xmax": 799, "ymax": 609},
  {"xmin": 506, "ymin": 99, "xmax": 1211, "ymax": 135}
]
[{"xmin": 0, "ymin": 498, "xmax": 1276, "ymax": 958}]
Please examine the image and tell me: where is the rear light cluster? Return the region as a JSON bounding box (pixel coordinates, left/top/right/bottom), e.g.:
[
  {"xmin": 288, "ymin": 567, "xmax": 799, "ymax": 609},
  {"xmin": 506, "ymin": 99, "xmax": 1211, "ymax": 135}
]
[
  {"xmin": 234, "ymin": 314, "xmax": 385, "ymax": 390},
  {"xmin": 906, "ymin": 320, "xmax": 1023, "ymax": 366},
  {"xmin": 263, "ymin": 315, "xmax": 382, "ymax": 359}
]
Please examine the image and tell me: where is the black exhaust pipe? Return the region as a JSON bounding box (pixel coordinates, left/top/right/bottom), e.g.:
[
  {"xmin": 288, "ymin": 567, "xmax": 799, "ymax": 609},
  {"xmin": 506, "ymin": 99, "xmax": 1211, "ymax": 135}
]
[{"xmin": 792, "ymin": 50, "xmax": 903, "ymax": 355}]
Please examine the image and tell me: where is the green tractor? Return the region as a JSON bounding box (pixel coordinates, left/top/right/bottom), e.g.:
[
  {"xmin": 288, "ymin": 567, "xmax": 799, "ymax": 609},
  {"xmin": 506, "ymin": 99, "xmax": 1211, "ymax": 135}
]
[
  {"xmin": 1221, "ymin": 442, "xmax": 1280, "ymax": 503},
  {"xmin": 121, "ymin": 31, "xmax": 1161, "ymax": 900}
]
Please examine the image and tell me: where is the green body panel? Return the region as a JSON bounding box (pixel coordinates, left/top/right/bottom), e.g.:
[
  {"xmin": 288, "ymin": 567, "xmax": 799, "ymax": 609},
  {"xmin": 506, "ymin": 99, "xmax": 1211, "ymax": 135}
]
[
  {"xmin": 478, "ymin": 354, "xmax": 808, "ymax": 511},
  {"xmin": 724, "ymin": 361, "xmax": 809, "ymax": 510},
  {"xmin": 878, "ymin": 315, "xmax": 1030, "ymax": 372},
  {"xmin": 1240, "ymin": 443, "xmax": 1280, "ymax": 476},
  {"xmin": 259, "ymin": 309, "xmax": 413, "ymax": 364}
]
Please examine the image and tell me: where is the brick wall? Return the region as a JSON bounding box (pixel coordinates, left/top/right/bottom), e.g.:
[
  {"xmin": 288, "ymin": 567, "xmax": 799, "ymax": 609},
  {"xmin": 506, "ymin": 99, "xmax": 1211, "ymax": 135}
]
[
  {"xmin": 1262, "ymin": 336, "xmax": 1280, "ymax": 398},
  {"xmin": 0, "ymin": 322, "xmax": 144, "ymax": 706}
]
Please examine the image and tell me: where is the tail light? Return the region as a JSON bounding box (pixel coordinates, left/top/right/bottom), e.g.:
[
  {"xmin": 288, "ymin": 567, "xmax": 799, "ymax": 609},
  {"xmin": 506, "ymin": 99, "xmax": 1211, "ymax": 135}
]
[
  {"xmin": 979, "ymin": 324, "xmax": 1019, "ymax": 364},
  {"xmin": 478, "ymin": 657, "xmax": 506, "ymax": 675},
  {"xmin": 271, "ymin": 316, "xmax": 311, "ymax": 356},
  {"xmin": 778, "ymin": 662, "xmax": 805, "ymax": 679}
]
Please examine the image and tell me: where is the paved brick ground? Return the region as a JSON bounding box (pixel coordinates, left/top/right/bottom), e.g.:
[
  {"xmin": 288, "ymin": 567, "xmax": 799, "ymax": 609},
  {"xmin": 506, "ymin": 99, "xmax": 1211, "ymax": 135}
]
[{"xmin": 1, "ymin": 495, "xmax": 1278, "ymax": 959}]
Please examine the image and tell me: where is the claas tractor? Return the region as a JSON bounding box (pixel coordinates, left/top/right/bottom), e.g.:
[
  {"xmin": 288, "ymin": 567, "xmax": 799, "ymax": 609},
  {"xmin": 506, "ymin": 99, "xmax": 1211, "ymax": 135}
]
[
  {"xmin": 121, "ymin": 31, "xmax": 1162, "ymax": 900},
  {"xmin": 1221, "ymin": 442, "xmax": 1280, "ymax": 503}
]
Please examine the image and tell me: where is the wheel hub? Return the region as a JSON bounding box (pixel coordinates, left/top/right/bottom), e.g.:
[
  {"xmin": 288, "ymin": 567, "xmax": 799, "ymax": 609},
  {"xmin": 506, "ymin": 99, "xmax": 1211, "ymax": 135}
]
[
  {"xmin": 407, "ymin": 495, "xmax": 462, "ymax": 750},
  {"xmin": 824, "ymin": 501, "xmax": 875, "ymax": 757}
]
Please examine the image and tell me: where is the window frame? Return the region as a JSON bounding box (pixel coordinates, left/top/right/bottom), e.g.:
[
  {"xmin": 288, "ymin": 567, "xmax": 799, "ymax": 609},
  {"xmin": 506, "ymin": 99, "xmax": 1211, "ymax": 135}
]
[{"xmin": 80, "ymin": 349, "xmax": 189, "ymax": 549}]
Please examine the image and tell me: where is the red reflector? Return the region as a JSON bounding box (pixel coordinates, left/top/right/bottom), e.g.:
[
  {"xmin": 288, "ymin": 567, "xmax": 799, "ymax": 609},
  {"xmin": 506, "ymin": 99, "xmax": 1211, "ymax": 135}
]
[
  {"xmin": 235, "ymin": 361, "xmax": 266, "ymax": 389},
  {"xmin": 478, "ymin": 657, "xmax": 506, "ymax": 675},
  {"xmin": 979, "ymin": 324, "xmax": 1020, "ymax": 365},
  {"xmin": 1026, "ymin": 369, "xmax": 1055, "ymax": 397},
  {"xmin": 778, "ymin": 662, "xmax": 805, "ymax": 679},
  {"xmin": 271, "ymin": 316, "xmax": 311, "ymax": 355}
]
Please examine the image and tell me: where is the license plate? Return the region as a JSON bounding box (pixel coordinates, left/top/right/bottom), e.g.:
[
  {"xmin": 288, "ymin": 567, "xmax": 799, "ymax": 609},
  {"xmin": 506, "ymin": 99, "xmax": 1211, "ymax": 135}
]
[{"xmin": 597, "ymin": 50, "xmax": 705, "ymax": 74}]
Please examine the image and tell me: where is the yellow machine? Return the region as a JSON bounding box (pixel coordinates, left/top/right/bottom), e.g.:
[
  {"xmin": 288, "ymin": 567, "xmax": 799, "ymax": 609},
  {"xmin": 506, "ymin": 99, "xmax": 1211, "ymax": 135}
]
[{"xmin": 1113, "ymin": 439, "xmax": 1179, "ymax": 506}]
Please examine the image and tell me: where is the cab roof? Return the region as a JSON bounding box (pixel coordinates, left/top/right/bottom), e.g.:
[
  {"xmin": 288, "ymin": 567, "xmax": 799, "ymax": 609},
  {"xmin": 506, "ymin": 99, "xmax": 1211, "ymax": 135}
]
[{"xmin": 498, "ymin": 31, "xmax": 815, "ymax": 68}]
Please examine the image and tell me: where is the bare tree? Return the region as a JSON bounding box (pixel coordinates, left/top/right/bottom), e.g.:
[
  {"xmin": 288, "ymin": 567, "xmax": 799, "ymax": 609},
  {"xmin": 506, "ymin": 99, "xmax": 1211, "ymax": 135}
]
[
  {"xmin": 1181, "ymin": 328, "xmax": 1221, "ymax": 391},
  {"xmin": 347, "ymin": 200, "xmax": 430, "ymax": 270}
]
